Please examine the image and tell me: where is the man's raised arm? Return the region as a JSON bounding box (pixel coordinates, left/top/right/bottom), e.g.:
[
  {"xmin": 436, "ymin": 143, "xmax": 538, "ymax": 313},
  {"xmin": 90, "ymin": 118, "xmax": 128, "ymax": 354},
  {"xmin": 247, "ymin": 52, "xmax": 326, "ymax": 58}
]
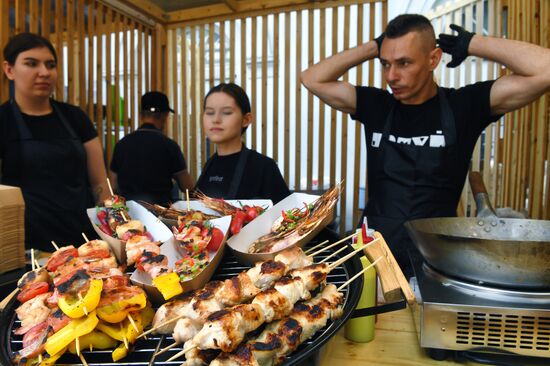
[
  {"xmin": 300, "ymin": 39, "xmax": 380, "ymax": 115},
  {"xmin": 438, "ymin": 24, "xmax": 550, "ymax": 115}
]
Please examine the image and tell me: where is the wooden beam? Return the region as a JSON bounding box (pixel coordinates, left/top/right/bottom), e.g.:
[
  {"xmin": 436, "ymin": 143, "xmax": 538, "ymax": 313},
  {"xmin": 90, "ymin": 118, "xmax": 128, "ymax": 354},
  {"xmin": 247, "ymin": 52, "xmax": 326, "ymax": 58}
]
[
  {"xmin": 100, "ymin": 0, "xmax": 163, "ymax": 25},
  {"xmin": 166, "ymin": 0, "xmax": 379, "ymax": 25},
  {"xmin": 223, "ymin": 0, "xmax": 238, "ymax": 12}
]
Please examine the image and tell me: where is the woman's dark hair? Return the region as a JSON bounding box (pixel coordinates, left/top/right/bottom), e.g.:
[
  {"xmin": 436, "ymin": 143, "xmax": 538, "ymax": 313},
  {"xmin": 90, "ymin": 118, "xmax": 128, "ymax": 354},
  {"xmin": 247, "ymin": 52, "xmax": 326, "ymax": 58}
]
[
  {"xmin": 204, "ymin": 83, "xmax": 251, "ymax": 134},
  {"xmin": 3, "ymin": 32, "xmax": 58, "ymax": 65},
  {"xmin": 385, "ymin": 14, "xmax": 435, "ymax": 40}
]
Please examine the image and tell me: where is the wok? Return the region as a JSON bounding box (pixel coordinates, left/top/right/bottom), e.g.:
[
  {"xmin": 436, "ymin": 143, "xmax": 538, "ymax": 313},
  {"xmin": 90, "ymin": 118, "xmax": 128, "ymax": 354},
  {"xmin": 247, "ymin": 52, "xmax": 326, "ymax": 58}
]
[{"xmin": 405, "ymin": 172, "xmax": 550, "ymax": 289}]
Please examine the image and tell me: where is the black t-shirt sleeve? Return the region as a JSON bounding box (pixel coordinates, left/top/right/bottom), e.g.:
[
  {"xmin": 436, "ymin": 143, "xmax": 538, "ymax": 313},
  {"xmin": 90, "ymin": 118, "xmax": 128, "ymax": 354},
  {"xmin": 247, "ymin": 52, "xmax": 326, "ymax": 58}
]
[
  {"xmin": 57, "ymin": 102, "xmax": 98, "ymax": 143},
  {"xmin": 350, "ymin": 86, "xmax": 393, "ymax": 123},
  {"xmin": 262, "ymin": 158, "xmax": 290, "ymax": 204}
]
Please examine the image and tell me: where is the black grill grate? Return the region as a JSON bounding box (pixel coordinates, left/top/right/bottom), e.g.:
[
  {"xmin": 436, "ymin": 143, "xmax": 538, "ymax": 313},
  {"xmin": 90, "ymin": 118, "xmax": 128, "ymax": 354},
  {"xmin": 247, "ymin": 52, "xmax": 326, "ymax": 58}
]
[{"xmin": 1, "ymin": 229, "xmax": 362, "ymax": 366}]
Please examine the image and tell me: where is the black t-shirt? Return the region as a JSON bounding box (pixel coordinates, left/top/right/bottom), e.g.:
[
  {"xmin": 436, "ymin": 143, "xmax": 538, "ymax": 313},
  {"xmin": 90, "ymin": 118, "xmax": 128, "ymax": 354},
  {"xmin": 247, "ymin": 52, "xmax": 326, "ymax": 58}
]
[
  {"xmin": 0, "ymin": 100, "xmax": 98, "ymax": 185},
  {"xmin": 352, "ymin": 81, "xmax": 501, "ymax": 215},
  {"xmin": 195, "ymin": 148, "xmax": 290, "ymax": 204},
  {"xmin": 110, "ymin": 123, "xmax": 187, "ymax": 205}
]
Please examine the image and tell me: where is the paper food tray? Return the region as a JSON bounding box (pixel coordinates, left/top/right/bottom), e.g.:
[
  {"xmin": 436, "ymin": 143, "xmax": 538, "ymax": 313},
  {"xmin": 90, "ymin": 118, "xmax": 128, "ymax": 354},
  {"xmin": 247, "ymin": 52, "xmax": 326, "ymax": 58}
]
[
  {"xmin": 227, "ymin": 193, "xmax": 335, "ymax": 266},
  {"xmin": 87, "ymin": 200, "xmax": 173, "ymax": 263},
  {"xmin": 163, "ymin": 199, "xmax": 272, "ymax": 228},
  {"xmin": 130, "ymin": 215, "xmax": 232, "ymax": 305}
]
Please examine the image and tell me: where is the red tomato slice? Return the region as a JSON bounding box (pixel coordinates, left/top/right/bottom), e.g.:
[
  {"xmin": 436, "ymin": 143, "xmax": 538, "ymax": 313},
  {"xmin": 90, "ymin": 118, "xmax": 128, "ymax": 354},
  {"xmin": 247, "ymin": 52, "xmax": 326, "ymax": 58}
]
[
  {"xmin": 207, "ymin": 228, "xmax": 225, "ymax": 252},
  {"xmin": 17, "ymin": 282, "xmax": 50, "ymax": 303}
]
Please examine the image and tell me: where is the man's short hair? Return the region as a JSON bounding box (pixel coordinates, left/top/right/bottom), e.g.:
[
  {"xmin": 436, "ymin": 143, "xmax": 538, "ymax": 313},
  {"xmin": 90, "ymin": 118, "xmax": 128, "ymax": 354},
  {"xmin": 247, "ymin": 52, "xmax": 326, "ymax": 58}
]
[{"xmin": 385, "ymin": 14, "xmax": 435, "ymax": 40}]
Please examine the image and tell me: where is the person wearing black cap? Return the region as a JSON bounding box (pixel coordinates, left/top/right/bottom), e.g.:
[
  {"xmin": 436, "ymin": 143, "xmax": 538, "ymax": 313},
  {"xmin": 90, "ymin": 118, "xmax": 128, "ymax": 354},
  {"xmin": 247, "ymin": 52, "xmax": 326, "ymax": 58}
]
[{"xmin": 109, "ymin": 91, "xmax": 194, "ymax": 206}]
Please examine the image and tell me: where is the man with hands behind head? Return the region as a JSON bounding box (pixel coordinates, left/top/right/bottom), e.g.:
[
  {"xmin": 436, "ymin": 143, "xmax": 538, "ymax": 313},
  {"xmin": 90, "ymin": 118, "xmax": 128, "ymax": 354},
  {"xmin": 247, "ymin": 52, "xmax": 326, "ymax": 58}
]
[{"xmin": 301, "ymin": 14, "xmax": 550, "ymax": 278}]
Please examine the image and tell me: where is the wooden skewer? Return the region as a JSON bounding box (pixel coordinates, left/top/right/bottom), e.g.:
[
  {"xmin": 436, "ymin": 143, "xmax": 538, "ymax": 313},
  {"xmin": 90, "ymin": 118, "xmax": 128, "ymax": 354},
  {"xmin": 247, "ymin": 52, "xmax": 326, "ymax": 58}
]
[
  {"xmin": 127, "ymin": 313, "xmax": 141, "ymax": 335},
  {"xmin": 106, "ymin": 178, "xmax": 115, "ymax": 196},
  {"xmin": 38, "ymin": 354, "xmax": 42, "ymax": 363},
  {"xmin": 166, "ymin": 345, "xmax": 197, "ymax": 362},
  {"xmin": 75, "ymin": 336, "xmax": 80, "ymax": 357},
  {"xmin": 155, "ymin": 341, "xmax": 179, "ymax": 356},
  {"xmin": 123, "ymin": 335, "xmax": 129, "ymax": 350},
  {"xmin": 34, "ymin": 259, "xmax": 41, "ymax": 270},
  {"xmin": 328, "ymin": 237, "xmax": 380, "ymax": 271},
  {"xmin": 337, "ymin": 256, "xmax": 383, "ymax": 291},
  {"xmin": 319, "ymin": 244, "xmax": 349, "ymax": 263},
  {"xmin": 303, "ymin": 239, "xmax": 329, "ymax": 255},
  {"xmin": 79, "ymin": 352, "xmax": 89, "ymax": 366},
  {"xmin": 121, "ymin": 211, "xmax": 129, "ymax": 222},
  {"xmin": 137, "ymin": 314, "xmax": 186, "ymax": 339},
  {"xmin": 309, "ymin": 233, "xmax": 355, "ymax": 257},
  {"xmin": 186, "ymin": 189, "xmax": 190, "ymax": 212},
  {"xmin": 31, "ymin": 249, "xmax": 35, "ymax": 271},
  {"xmin": 89, "ymin": 343, "xmax": 93, "ymax": 352},
  {"xmin": 82, "ymin": 233, "xmax": 90, "ymax": 243},
  {"xmin": 77, "ymin": 293, "xmax": 89, "ymax": 316},
  {"xmin": 51, "ymin": 240, "xmax": 60, "ymax": 251}
]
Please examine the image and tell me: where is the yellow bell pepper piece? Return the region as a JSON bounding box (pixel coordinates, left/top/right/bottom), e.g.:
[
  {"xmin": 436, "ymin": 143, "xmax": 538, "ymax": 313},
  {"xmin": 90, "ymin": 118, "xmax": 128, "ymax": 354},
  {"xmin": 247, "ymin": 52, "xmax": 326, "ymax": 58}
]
[
  {"xmin": 96, "ymin": 292, "xmax": 147, "ymax": 323},
  {"xmin": 68, "ymin": 330, "xmax": 118, "ymax": 354},
  {"xmin": 152, "ymin": 272, "xmax": 183, "ymax": 300},
  {"xmin": 58, "ymin": 279, "xmax": 103, "ymax": 318},
  {"xmin": 24, "ymin": 347, "xmax": 66, "ymax": 366},
  {"xmin": 112, "ymin": 342, "xmax": 129, "ymax": 362},
  {"xmin": 141, "ymin": 304, "xmax": 155, "ymax": 329},
  {"xmin": 45, "ymin": 311, "xmax": 99, "ymax": 356},
  {"xmin": 96, "ymin": 320, "xmax": 126, "ymax": 341}
]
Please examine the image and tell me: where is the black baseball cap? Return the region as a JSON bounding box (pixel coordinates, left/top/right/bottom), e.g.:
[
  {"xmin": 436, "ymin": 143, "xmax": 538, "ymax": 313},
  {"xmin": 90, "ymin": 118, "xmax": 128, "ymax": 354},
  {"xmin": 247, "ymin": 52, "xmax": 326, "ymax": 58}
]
[{"xmin": 141, "ymin": 91, "xmax": 174, "ymax": 113}]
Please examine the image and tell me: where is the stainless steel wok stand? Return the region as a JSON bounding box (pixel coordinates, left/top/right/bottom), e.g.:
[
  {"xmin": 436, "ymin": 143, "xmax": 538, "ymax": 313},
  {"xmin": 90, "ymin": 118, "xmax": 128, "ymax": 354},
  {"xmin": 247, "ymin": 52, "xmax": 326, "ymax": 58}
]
[{"xmin": 410, "ymin": 260, "xmax": 550, "ymax": 365}]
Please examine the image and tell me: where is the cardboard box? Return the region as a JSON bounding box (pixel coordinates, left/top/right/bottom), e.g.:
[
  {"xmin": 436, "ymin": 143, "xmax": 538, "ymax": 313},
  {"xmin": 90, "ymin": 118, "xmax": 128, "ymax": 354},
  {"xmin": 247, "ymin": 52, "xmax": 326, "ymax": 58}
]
[
  {"xmin": 0, "ymin": 185, "xmax": 25, "ymax": 274},
  {"xmin": 227, "ymin": 193, "xmax": 335, "ymax": 265},
  {"xmin": 86, "ymin": 200, "xmax": 173, "ymax": 263}
]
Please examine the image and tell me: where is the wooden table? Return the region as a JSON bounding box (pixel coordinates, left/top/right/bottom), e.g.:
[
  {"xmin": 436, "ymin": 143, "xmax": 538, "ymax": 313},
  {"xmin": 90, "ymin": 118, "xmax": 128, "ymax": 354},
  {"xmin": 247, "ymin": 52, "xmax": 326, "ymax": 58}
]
[{"xmin": 319, "ymin": 307, "xmax": 481, "ymax": 366}]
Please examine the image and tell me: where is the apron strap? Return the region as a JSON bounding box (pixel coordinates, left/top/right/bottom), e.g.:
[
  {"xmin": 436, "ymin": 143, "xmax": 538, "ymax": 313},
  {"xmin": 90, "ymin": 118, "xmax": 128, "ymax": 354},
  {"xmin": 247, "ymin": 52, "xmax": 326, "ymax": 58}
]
[{"xmin": 226, "ymin": 146, "xmax": 249, "ymax": 199}]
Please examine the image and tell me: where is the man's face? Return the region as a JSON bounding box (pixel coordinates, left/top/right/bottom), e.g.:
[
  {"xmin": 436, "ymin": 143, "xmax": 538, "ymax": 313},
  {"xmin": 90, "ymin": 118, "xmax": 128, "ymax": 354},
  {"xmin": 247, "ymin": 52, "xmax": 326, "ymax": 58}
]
[{"xmin": 379, "ymin": 31, "xmax": 441, "ymax": 104}]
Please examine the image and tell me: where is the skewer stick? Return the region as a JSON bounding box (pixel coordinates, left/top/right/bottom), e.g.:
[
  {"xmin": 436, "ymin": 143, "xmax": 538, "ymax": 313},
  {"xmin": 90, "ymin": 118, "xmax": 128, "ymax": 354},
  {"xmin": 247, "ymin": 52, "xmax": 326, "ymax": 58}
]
[
  {"xmin": 186, "ymin": 189, "xmax": 190, "ymax": 212},
  {"xmin": 89, "ymin": 343, "xmax": 93, "ymax": 352},
  {"xmin": 166, "ymin": 345, "xmax": 197, "ymax": 362},
  {"xmin": 31, "ymin": 249, "xmax": 35, "ymax": 271},
  {"xmin": 123, "ymin": 335, "xmax": 129, "ymax": 350},
  {"xmin": 76, "ymin": 336, "xmax": 80, "ymax": 356},
  {"xmin": 309, "ymin": 233, "xmax": 355, "ymax": 257},
  {"xmin": 121, "ymin": 211, "xmax": 129, "ymax": 222},
  {"xmin": 328, "ymin": 237, "xmax": 380, "ymax": 271},
  {"xmin": 319, "ymin": 244, "xmax": 349, "ymax": 263},
  {"xmin": 77, "ymin": 293, "xmax": 89, "ymax": 316},
  {"xmin": 127, "ymin": 313, "xmax": 141, "ymax": 335},
  {"xmin": 155, "ymin": 341, "xmax": 179, "ymax": 356},
  {"xmin": 79, "ymin": 353, "xmax": 89, "ymax": 366},
  {"xmin": 337, "ymin": 256, "xmax": 383, "ymax": 291},
  {"xmin": 34, "ymin": 259, "xmax": 41, "ymax": 270},
  {"xmin": 38, "ymin": 354, "xmax": 42, "ymax": 363},
  {"xmin": 81, "ymin": 233, "xmax": 90, "ymax": 243},
  {"xmin": 303, "ymin": 240, "xmax": 329, "ymax": 255},
  {"xmin": 106, "ymin": 178, "xmax": 115, "ymax": 196},
  {"xmin": 51, "ymin": 240, "xmax": 60, "ymax": 251},
  {"xmin": 137, "ymin": 314, "xmax": 187, "ymax": 339}
]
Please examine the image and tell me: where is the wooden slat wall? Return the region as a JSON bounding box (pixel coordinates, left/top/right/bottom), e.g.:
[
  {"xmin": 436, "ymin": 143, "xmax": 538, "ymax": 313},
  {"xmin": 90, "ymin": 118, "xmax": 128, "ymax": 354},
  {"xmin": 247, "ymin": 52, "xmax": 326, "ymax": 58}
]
[
  {"xmin": 429, "ymin": 0, "xmax": 549, "ymax": 220},
  {"xmin": 0, "ymin": 0, "xmax": 155, "ymax": 163},
  {"xmin": 166, "ymin": 0, "xmax": 387, "ymax": 234}
]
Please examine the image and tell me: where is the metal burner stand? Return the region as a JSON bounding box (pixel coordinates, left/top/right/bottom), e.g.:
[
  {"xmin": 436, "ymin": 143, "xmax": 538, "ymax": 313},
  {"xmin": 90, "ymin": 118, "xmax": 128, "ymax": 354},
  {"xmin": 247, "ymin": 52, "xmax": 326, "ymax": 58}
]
[{"xmin": 410, "ymin": 261, "xmax": 550, "ymax": 364}]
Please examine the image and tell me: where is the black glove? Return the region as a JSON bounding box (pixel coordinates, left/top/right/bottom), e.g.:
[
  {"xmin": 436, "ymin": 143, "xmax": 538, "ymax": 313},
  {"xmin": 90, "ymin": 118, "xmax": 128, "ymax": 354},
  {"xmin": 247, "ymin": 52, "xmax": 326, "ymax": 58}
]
[
  {"xmin": 374, "ymin": 33, "xmax": 385, "ymax": 58},
  {"xmin": 437, "ymin": 24, "xmax": 475, "ymax": 68}
]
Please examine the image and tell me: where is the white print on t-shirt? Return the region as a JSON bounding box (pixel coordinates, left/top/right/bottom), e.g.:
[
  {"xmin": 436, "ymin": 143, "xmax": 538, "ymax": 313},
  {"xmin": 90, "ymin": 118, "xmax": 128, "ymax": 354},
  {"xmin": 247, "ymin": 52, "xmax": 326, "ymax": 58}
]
[
  {"xmin": 371, "ymin": 130, "xmax": 445, "ymax": 148},
  {"xmin": 209, "ymin": 176, "xmax": 224, "ymax": 182}
]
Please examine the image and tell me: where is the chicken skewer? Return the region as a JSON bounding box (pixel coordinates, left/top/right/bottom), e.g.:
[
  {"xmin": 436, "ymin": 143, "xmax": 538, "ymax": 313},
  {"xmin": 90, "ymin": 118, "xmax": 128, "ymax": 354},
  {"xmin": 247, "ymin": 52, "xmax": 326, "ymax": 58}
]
[
  {"xmin": 146, "ymin": 246, "xmax": 313, "ymax": 339},
  {"xmin": 207, "ymin": 284, "xmax": 345, "ymax": 366},
  {"xmin": 167, "ymin": 240, "xmax": 376, "ymax": 363}
]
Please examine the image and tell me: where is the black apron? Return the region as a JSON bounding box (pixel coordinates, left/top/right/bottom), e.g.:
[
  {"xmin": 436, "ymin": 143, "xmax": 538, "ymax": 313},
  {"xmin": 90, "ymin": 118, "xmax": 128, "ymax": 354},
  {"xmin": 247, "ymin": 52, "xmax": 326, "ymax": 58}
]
[
  {"xmin": 9, "ymin": 100, "xmax": 94, "ymax": 251},
  {"xmin": 363, "ymin": 88, "xmax": 458, "ymax": 278},
  {"xmin": 196, "ymin": 145, "xmax": 250, "ymax": 199}
]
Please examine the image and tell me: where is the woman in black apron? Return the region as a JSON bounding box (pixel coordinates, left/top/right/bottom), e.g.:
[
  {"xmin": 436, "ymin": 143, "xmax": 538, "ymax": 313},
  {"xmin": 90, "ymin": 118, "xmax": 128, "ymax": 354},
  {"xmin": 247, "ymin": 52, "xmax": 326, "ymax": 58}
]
[
  {"xmin": 195, "ymin": 83, "xmax": 289, "ymax": 203},
  {"xmin": 1, "ymin": 32, "xmax": 109, "ymax": 252}
]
